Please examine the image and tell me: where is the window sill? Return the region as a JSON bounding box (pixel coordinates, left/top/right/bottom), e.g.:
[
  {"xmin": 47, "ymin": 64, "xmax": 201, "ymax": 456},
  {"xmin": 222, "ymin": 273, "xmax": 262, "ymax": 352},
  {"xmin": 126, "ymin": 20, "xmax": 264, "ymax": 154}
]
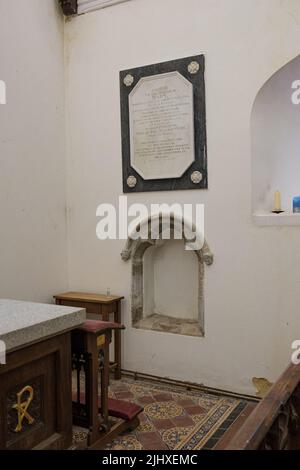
[{"xmin": 253, "ymin": 212, "xmax": 300, "ymax": 226}]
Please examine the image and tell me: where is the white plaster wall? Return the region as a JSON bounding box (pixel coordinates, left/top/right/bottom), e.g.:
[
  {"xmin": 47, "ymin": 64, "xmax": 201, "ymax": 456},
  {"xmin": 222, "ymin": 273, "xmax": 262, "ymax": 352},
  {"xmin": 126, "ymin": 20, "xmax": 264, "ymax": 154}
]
[
  {"xmin": 0, "ymin": 0, "xmax": 68, "ymax": 302},
  {"xmin": 143, "ymin": 241, "xmax": 198, "ymax": 320},
  {"xmin": 252, "ymin": 55, "xmax": 300, "ymax": 214},
  {"xmin": 65, "ymin": 0, "xmax": 300, "ymax": 394}
]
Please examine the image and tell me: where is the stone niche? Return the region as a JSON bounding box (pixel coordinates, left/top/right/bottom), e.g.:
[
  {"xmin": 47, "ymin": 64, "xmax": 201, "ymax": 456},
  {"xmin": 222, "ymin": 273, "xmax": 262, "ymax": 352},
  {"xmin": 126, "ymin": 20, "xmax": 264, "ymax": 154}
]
[{"xmin": 121, "ymin": 214, "xmax": 213, "ymax": 337}]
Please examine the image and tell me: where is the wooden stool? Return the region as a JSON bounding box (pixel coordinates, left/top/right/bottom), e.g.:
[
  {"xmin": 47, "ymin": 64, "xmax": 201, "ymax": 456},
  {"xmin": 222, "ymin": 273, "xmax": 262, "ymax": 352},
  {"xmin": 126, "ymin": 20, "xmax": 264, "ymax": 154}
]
[
  {"xmin": 71, "ymin": 320, "xmax": 142, "ymax": 449},
  {"xmin": 54, "ymin": 292, "xmax": 124, "ymax": 380}
]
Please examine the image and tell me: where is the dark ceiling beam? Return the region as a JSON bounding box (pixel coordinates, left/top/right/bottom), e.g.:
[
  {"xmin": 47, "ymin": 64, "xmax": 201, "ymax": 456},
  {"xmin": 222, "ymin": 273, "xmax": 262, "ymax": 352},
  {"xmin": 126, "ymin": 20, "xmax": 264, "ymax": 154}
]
[{"xmin": 59, "ymin": 0, "xmax": 78, "ymax": 16}]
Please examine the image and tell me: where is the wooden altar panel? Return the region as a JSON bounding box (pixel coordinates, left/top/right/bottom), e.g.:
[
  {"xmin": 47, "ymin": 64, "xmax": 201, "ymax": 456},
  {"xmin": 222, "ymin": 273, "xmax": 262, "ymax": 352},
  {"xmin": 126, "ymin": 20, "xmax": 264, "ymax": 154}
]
[{"xmin": 0, "ymin": 332, "xmax": 72, "ymax": 450}]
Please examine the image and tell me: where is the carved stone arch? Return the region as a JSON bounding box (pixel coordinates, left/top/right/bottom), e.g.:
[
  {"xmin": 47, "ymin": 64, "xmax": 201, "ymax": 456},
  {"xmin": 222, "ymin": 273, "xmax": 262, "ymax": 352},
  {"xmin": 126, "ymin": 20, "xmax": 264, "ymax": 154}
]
[{"xmin": 121, "ymin": 212, "xmax": 213, "ymax": 336}]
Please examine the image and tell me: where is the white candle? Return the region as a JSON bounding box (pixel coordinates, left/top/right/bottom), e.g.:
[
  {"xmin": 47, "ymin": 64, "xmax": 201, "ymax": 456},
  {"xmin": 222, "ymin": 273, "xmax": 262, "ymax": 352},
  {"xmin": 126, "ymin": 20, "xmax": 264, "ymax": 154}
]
[{"xmin": 274, "ymin": 191, "xmax": 281, "ymax": 212}]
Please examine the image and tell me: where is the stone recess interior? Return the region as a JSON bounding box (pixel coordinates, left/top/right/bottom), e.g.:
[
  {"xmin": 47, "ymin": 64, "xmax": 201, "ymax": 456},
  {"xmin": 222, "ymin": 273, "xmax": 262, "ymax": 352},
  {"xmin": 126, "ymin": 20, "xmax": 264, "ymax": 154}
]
[{"xmin": 121, "ymin": 214, "xmax": 213, "ymax": 337}]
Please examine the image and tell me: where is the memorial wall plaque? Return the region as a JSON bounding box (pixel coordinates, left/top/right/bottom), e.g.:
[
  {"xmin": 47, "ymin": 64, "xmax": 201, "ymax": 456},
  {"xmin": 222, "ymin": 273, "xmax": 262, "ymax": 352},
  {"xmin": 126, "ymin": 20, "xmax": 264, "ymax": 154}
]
[{"xmin": 120, "ymin": 55, "xmax": 207, "ymax": 192}]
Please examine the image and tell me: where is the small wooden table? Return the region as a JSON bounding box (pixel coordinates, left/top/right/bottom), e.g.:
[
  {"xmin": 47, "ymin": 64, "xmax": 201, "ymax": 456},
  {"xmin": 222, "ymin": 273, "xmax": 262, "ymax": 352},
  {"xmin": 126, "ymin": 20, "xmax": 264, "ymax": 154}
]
[{"xmin": 54, "ymin": 292, "xmax": 124, "ymax": 380}]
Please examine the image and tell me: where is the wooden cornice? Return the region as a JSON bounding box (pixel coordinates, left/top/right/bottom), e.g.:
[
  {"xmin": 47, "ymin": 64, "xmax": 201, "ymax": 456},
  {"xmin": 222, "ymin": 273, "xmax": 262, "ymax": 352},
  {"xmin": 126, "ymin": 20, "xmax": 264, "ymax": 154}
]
[{"xmin": 59, "ymin": 0, "xmax": 78, "ymax": 16}]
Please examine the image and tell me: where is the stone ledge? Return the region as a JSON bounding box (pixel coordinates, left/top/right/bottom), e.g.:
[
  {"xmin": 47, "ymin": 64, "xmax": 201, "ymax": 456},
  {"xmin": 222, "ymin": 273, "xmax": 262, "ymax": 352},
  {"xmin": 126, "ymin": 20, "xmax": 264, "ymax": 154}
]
[{"xmin": 134, "ymin": 313, "xmax": 203, "ymax": 337}]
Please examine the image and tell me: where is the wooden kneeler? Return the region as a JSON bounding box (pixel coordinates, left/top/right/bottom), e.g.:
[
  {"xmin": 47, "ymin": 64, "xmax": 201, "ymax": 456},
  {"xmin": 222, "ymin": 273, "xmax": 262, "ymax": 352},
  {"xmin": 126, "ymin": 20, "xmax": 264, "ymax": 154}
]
[{"xmin": 71, "ymin": 320, "xmax": 143, "ymax": 449}]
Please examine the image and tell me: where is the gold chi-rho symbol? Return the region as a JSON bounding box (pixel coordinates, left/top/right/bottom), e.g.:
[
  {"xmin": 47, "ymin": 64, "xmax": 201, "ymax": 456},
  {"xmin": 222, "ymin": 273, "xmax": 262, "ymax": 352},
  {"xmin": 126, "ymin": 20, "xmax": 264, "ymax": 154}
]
[{"xmin": 13, "ymin": 386, "xmax": 35, "ymax": 432}]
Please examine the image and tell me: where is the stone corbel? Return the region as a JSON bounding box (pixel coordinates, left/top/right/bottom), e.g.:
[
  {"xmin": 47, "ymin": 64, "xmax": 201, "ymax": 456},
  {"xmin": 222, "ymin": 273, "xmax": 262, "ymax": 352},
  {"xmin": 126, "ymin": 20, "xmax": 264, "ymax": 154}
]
[
  {"xmin": 120, "ymin": 238, "xmax": 135, "ymax": 261},
  {"xmin": 59, "ymin": 0, "xmax": 78, "ymax": 16},
  {"xmin": 201, "ymin": 240, "xmax": 214, "ymax": 266}
]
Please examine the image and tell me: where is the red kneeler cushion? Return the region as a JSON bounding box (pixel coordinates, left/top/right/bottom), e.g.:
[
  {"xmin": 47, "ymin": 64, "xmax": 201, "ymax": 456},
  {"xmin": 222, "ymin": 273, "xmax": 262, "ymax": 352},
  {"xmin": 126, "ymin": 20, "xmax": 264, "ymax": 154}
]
[
  {"xmin": 103, "ymin": 398, "xmax": 142, "ymax": 421},
  {"xmin": 73, "ymin": 392, "xmax": 143, "ymax": 421}
]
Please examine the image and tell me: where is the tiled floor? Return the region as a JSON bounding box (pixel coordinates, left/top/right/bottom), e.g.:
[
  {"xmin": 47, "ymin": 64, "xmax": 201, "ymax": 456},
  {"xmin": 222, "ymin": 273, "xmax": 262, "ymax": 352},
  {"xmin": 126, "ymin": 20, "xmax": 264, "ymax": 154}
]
[{"xmin": 73, "ymin": 375, "xmax": 255, "ymax": 450}]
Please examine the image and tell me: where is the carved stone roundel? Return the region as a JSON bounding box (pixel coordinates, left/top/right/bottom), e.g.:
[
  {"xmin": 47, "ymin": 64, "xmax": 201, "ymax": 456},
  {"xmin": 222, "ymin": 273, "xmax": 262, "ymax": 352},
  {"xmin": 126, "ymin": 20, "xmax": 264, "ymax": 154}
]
[
  {"xmin": 188, "ymin": 61, "xmax": 200, "ymax": 75},
  {"xmin": 124, "ymin": 74, "xmax": 134, "ymax": 87},
  {"xmin": 191, "ymin": 171, "xmax": 203, "ymax": 184},
  {"xmin": 127, "ymin": 175, "xmax": 137, "ymax": 188}
]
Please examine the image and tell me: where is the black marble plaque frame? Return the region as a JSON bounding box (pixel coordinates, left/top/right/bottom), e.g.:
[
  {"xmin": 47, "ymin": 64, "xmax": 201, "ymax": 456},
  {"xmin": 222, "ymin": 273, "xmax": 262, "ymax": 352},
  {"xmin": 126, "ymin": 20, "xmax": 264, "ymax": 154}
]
[{"xmin": 120, "ymin": 55, "xmax": 207, "ymax": 193}]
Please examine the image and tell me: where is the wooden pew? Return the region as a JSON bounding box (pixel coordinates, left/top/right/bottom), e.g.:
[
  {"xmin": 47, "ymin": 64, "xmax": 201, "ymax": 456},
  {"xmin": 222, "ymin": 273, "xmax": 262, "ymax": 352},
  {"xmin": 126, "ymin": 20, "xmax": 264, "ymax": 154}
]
[{"xmin": 226, "ymin": 362, "xmax": 300, "ymax": 450}]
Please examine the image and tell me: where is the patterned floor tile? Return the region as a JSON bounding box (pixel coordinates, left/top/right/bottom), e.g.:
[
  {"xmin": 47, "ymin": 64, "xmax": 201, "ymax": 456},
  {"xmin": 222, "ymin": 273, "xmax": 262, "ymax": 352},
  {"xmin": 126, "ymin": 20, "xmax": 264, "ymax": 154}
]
[
  {"xmin": 184, "ymin": 405, "xmax": 206, "ymax": 415},
  {"xmin": 153, "ymin": 393, "xmax": 173, "ymax": 402},
  {"xmin": 72, "ymin": 375, "xmax": 250, "ymax": 450},
  {"xmin": 171, "ymin": 415, "xmax": 196, "ymax": 428},
  {"xmin": 144, "ymin": 402, "xmax": 183, "ymax": 420},
  {"xmin": 177, "ymin": 398, "xmax": 197, "ymax": 407},
  {"xmin": 152, "ymin": 418, "xmax": 174, "ymax": 430}
]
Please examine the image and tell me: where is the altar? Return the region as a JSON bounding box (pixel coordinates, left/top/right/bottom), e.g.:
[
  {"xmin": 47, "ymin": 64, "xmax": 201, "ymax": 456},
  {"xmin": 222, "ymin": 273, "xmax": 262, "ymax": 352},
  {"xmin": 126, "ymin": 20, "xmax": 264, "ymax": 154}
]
[{"xmin": 0, "ymin": 299, "xmax": 85, "ymax": 450}]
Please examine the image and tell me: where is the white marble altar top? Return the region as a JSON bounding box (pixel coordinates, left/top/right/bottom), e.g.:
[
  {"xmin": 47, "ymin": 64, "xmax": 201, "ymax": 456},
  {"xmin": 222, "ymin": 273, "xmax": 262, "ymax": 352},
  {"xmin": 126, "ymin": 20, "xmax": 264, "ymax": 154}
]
[{"xmin": 0, "ymin": 299, "xmax": 86, "ymax": 353}]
